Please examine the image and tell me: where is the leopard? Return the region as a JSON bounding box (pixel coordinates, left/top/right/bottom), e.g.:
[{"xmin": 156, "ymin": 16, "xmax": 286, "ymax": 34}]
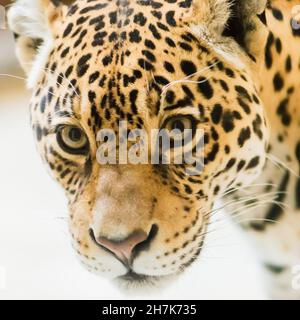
[{"xmin": 7, "ymin": 0, "xmax": 300, "ymax": 298}]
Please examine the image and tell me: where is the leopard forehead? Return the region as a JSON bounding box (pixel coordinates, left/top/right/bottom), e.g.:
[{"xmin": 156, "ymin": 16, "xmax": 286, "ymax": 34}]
[
  {"xmin": 33, "ymin": 0, "xmax": 253, "ymax": 125},
  {"xmin": 30, "ymin": 0, "xmax": 266, "ymax": 187}
]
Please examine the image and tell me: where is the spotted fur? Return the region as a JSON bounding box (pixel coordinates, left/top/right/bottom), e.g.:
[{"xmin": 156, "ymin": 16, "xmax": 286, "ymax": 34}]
[{"xmin": 8, "ymin": 0, "xmax": 300, "ymax": 297}]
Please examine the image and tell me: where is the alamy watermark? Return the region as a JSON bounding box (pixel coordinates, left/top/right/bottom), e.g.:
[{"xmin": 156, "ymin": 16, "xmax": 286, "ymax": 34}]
[
  {"xmin": 95, "ymin": 121, "xmax": 204, "ymax": 176},
  {"xmin": 292, "ymin": 5, "xmax": 300, "ymax": 30}
]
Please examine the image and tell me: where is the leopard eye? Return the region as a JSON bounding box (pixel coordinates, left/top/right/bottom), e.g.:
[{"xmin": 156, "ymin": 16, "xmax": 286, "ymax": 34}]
[
  {"xmin": 57, "ymin": 125, "xmax": 89, "ymax": 155},
  {"xmin": 163, "ymin": 115, "xmax": 196, "ymax": 134},
  {"xmin": 167, "ymin": 118, "xmax": 192, "ymax": 132}
]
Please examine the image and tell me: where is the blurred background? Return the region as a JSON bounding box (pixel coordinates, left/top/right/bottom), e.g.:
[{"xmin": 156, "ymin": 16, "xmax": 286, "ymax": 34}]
[{"xmin": 0, "ymin": 0, "xmax": 266, "ymax": 300}]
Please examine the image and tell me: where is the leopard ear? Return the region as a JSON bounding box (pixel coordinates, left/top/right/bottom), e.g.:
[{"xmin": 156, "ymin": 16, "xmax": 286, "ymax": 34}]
[
  {"xmin": 7, "ymin": 0, "xmax": 68, "ymax": 86},
  {"xmin": 190, "ymin": 0, "xmax": 268, "ymax": 63},
  {"xmin": 222, "ymin": 0, "xmax": 269, "ymax": 61}
]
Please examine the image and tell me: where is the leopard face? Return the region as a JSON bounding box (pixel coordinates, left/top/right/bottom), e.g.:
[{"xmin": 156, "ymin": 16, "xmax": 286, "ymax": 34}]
[{"xmin": 9, "ymin": 0, "xmax": 269, "ymax": 288}]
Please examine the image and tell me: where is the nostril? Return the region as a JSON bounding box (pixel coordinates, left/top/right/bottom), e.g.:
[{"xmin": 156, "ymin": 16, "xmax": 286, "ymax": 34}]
[
  {"xmin": 89, "ymin": 224, "xmax": 158, "ymax": 266},
  {"xmin": 133, "ymin": 224, "xmax": 158, "ymax": 256}
]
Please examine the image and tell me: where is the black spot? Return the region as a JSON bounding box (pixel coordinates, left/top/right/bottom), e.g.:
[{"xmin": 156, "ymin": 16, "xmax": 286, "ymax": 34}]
[
  {"xmin": 237, "ymin": 97, "xmax": 251, "ymax": 114},
  {"xmin": 102, "ymin": 55, "xmax": 112, "ymax": 66},
  {"xmin": 77, "ymin": 53, "xmax": 92, "ymax": 77},
  {"xmin": 235, "ymin": 86, "xmax": 252, "ymax": 103},
  {"xmin": 61, "ymin": 47, "xmax": 70, "ymax": 58},
  {"xmin": 109, "ymin": 11, "xmax": 117, "ymax": 24},
  {"xmin": 154, "ymin": 76, "xmax": 169, "ymax": 86},
  {"xmin": 133, "ymin": 69, "xmax": 142, "ymax": 79},
  {"xmin": 36, "ymin": 124, "xmax": 43, "ymax": 141},
  {"xmin": 225, "ymin": 68, "xmax": 235, "ymax": 78},
  {"xmin": 246, "ymin": 156, "xmax": 260, "ymax": 170},
  {"xmin": 182, "ymin": 85, "xmax": 195, "ymax": 100},
  {"xmin": 138, "ymin": 58, "xmax": 154, "ymax": 71},
  {"xmin": 252, "ymin": 115, "xmax": 263, "ymax": 139},
  {"xmin": 129, "ymin": 90, "xmax": 139, "ymax": 114},
  {"xmin": 179, "ymin": 42, "xmax": 193, "ymax": 51},
  {"xmin": 238, "ymin": 127, "xmax": 251, "ymax": 147},
  {"xmin": 166, "ymin": 11, "xmax": 176, "ymax": 26},
  {"xmin": 145, "ymin": 39, "xmax": 156, "ymax": 50},
  {"xmin": 277, "ymin": 98, "xmax": 291, "ymax": 126},
  {"xmin": 273, "ymin": 72, "xmax": 284, "ymax": 91},
  {"xmin": 265, "ymin": 32, "xmax": 274, "ymax": 69},
  {"xmin": 180, "ymin": 60, "xmax": 197, "ymax": 76},
  {"xmin": 134, "ymin": 12, "xmax": 147, "ymax": 26},
  {"xmin": 40, "ymin": 96, "xmax": 47, "ymax": 113},
  {"xmin": 129, "ymin": 29, "xmax": 142, "ymax": 43},
  {"xmin": 165, "ymin": 91, "xmax": 175, "ymax": 104},
  {"xmin": 89, "ymin": 71, "xmax": 100, "ymax": 84},
  {"xmin": 275, "ymin": 38, "xmax": 282, "ymax": 54},
  {"xmin": 225, "ymin": 158, "xmax": 236, "ymax": 171},
  {"xmin": 164, "ymin": 62, "xmax": 175, "ymax": 73},
  {"xmin": 142, "ymin": 50, "xmax": 156, "ymax": 62},
  {"xmin": 88, "ymin": 91, "xmax": 96, "ymax": 103},
  {"xmin": 272, "ymin": 8, "xmax": 283, "ymax": 21},
  {"xmin": 65, "ymin": 65, "xmax": 73, "ymax": 78},
  {"xmin": 165, "ymin": 37, "xmax": 176, "ymax": 47},
  {"xmin": 184, "ymin": 184, "xmax": 193, "ymax": 194},
  {"xmin": 265, "ymin": 171, "xmax": 290, "ymax": 224},
  {"xmin": 149, "ymin": 24, "xmax": 161, "ymax": 39},
  {"xmin": 214, "ymin": 186, "xmax": 220, "ymax": 195},
  {"xmin": 197, "ymin": 77, "xmax": 213, "ymax": 99},
  {"xmin": 205, "ymin": 143, "xmax": 219, "ymax": 163},
  {"xmin": 211, "ymin": 104, "xmax": 223, "ymax": 124},
  {"xmin": 219, "ymin": 80, "xmax": 229, "ymax": 92},
  {"xmin": 63, "ymin": 23, "xmax": 73, "ymax": 37},
  {"xmin": 285, "ymin": 55, "xmax": 292, "ymax": 72},
  {"xmin": 79, "ymin": 3, "xmax": 108, "ymax": 14},
  {"xmin": 222, "ymin": 111, "xmax": 235, "ymax": 132},
  {"xmin": 237, "ymin": 160, "xmax": 246, "ymax": 171}
]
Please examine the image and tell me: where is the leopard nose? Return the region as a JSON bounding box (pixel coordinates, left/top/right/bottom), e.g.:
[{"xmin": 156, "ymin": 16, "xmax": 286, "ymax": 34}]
[{"xmin": 90, "ymin": 225, "xmax": 158, "ymax": 266}]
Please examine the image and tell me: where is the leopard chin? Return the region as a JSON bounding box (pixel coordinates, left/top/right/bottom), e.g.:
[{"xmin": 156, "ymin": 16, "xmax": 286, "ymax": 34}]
[{"xmin": 113, "ymin": 272, "xmax": 178, "ymax": 295}]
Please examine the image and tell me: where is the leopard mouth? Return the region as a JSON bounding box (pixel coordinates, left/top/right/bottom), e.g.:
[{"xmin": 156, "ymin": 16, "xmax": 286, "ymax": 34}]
[
  {"xmin": 119, "ymin": 271, "xmax": 156, "ymax": 282},
  {"xmin": 114, "ymin": 270, "xmax": 177, "ymax": 292}
]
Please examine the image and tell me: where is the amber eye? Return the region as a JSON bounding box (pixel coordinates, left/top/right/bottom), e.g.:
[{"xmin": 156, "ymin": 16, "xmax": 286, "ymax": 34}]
[
  {"xmin": 167, "ymin": 117, "xmax": 192, "ymax": 132},
  {"xmin": 162, "ymin": 115, "xmax": 196, "ymax": 136},
  {"xmin": 57, "ymin": 125, "xmax": 89, "ymax": 155}
]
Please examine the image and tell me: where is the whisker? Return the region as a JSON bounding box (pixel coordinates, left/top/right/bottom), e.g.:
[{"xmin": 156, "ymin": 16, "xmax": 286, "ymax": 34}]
[
  {"xmin": 219, "ymin": 183, "xmax": 279, "ymax": 198},
  {"xmin": 0, "ymin": 73, "xmax": 26, "ymax": 81},
  {"xmin": 205, "ymin": 191, "xmax": 287, "ymax": 219},
  {"xmin": 210, "ymin": 200, "xmax": 288, "ymax": 230},
  {"xmin": 21, "ymin": 62, "xmax": 80, "ymax": 100},
  {"xmin": 266, "ymin": 153, "xmax": 299, "ymax": 178},
  {"xmin": 201, "ymin": 199, "xmax": 283, "ymax": 236},
  {"xmin": 160, "ymin": 61, "xmax": 219, "ymax": 96},
  {"xmin": 233, "ymin": 217, "xmax": 281, "ymax": 225}
]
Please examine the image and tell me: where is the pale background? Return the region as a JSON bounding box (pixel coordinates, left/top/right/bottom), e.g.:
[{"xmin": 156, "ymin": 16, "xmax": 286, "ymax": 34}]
[{"xmin": 0, "ymin": 22, "xmax": 266, "ymax": 300}]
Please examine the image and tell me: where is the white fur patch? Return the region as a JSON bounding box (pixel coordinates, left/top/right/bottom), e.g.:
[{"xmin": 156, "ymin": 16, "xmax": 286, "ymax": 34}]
[
  {"xmin": 8, "ymin": 0, "xmax": 50, "ymax": 39},
  {"xmin": 27, "ymin": 39, "xmax": 54, "ymax": 88},
  {"xmin": 7, "ymin": 0, "xmax": 54, "ymax": 88}
]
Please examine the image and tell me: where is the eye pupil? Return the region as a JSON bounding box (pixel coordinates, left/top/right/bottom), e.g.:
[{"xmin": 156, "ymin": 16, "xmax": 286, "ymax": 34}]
[
  {"xmin": 69, "ymin": 127, "xmax": 82, "ymax": 142},
  {"xmin": 172, "ymin": 120, "xmax": 185, "ymax": 132}
]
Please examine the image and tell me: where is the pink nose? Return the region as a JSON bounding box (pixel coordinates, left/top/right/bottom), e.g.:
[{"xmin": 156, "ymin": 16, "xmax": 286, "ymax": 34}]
[{"xmin": 96, "ymin": 231, "xmax": 148, "ymax": 265}]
